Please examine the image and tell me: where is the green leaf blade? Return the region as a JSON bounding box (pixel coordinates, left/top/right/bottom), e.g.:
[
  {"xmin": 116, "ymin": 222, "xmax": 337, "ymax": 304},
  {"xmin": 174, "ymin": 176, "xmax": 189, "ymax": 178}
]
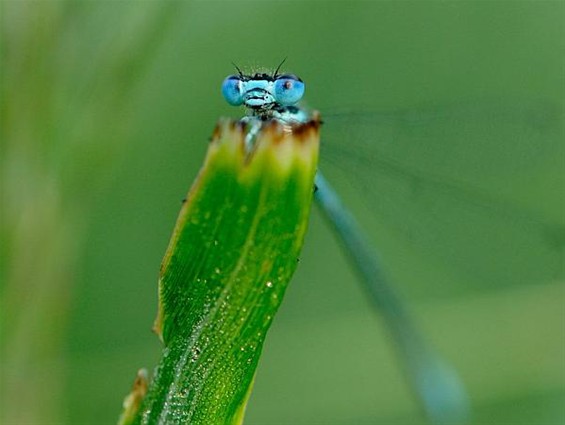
[{"xmin": 134, "ymin": 117, "xmax": 320, "ymax": 424}]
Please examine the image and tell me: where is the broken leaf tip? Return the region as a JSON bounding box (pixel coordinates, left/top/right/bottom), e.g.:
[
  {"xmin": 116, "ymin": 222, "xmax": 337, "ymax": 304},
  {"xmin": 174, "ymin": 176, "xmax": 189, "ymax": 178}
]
[
  {"xmin": 210, "ymin": 112, "xmax": 321, "ymax": 148},
  {"xmin": 261, "ymin": 111, "xmax": 322, "ymax": 145},
  {"xmin": 117, "ymin": 369, "xmax": 149, "ymax": 425}
]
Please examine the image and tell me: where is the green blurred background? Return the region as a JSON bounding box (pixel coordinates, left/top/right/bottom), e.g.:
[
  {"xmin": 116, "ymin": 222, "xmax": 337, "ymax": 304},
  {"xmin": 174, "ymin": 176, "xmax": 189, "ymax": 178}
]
[{"xmin": 1, "ymin": 1, "xmax": 564, "ymax": 424}]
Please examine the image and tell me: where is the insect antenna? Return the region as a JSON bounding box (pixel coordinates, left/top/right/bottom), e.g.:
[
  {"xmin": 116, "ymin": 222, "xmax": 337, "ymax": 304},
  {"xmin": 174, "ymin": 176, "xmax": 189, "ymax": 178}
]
[
  {"xmin": 231, "ymin": 61, "xmax": 244, "ymax": 77},
  {"xmin": 273, "ymin": 57, "xmax": 287, "ymax": 78}
]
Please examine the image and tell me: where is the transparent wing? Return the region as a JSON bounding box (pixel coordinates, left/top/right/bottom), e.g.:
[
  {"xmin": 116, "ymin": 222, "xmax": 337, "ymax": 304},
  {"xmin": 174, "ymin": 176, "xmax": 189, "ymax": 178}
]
[{"xmin": 319, "ymin": 99, "xmax": 565, "ymax": 292}]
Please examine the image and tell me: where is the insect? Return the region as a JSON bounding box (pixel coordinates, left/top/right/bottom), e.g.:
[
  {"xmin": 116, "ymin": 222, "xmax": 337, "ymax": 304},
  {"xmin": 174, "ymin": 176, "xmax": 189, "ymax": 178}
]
[{"xmin": 221, "ymin": 62, "xmax": 563, "ymax": 424}]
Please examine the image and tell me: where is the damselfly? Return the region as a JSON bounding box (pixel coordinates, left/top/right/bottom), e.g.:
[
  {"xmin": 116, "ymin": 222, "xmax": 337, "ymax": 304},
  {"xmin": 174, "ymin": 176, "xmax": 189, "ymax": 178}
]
[{"xmin": 221, "ymin": 64, "xmax": 563, "ymax": 424}]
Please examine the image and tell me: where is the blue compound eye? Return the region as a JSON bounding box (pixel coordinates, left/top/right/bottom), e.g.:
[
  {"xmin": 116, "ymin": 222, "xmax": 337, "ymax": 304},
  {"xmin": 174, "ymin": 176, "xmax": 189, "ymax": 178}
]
[
  {"xmin": 273, "ymin": 74, "xmax": 304, "ymax": 106},
  {"xmin": 222, "ymin": 75, "xmax": 244, "ymax": 106}
]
